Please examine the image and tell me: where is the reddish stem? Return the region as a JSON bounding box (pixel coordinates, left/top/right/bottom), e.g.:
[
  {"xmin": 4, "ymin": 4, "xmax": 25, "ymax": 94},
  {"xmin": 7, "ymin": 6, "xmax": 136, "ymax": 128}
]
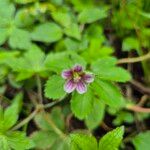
[{"xmin": 127, "ymin": 105, "xmax": 150, "ymax": 113}]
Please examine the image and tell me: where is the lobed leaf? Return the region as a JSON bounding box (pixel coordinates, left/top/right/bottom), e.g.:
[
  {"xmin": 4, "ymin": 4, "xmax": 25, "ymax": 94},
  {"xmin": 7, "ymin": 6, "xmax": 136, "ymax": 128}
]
[
  {"xmin": 31, "ymin": 131, "xmax": 58, "ymax": 149},
  {"xmin": 78, "ymin": 7, "xmax": 108, "ymax": 24},
  {"xmin": 99, "ymin": 126, "xmax": 124, "ymax": 150},
  {"xmin": 92, "ymin": 57, "xmax": 131, "ymax": 82},
  {"xmin": 85, "ymin": 98, "xmax": 105, "ymax": 129},
  {"xmin": 3, "ymin": 93, "xmax": 23, "ymax": 131},
  {"xmin": 71, "ymin": 90, "xmax": 93, "ymax": 120},
  {"xmin": 132, "ymin": 131, "xmax": 150, "ymax": 150},
  {"xmin": 44, "ymin": 75, "xmax": 66, "ymax": 100},
  {"xmin": 92, "ymin": 79, "xmax": 125, "ymax": 108},
  {"xmin": 31, "ymin": 22, "xmax": 63, "ymax": 43},
  {"xmin": 70, "ymin": 133, "xmax": 98, "ymax": 150}
]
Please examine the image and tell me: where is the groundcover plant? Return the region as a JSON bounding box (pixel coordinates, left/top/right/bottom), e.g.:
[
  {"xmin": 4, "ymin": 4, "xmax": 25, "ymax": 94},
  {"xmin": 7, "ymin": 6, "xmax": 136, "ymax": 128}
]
[{"xmin": 0, "ymin": 0, "xmax": 150, "ymax": 150}]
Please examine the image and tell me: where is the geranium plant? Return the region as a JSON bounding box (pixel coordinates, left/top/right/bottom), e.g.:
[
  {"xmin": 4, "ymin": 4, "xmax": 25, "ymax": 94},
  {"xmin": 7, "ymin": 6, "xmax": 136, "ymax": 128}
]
[{"xmin": 0, "ymin": 0, "xmax": 150, "ymax": 150}]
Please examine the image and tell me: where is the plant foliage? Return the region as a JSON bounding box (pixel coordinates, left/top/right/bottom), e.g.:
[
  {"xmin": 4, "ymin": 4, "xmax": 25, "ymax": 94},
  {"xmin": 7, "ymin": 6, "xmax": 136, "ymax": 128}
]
[{"xmin": 0, "ymin": 0, "xmax": 149, "ymax": 149}]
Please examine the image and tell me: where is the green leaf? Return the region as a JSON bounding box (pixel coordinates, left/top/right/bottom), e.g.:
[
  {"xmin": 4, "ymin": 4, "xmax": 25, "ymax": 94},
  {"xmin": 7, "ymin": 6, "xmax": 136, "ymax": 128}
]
[
  {"xmin": 45, "ymin": 51, "xmax": 86, "ymax": 73},
  {"xmin": 31, "ymin": 131, "xmax": 58, "ymax": 149},
  {"xmin": 50, "ymin": 107, "xmax": 65, "ymax": 131},
  {"xmin": 64, "ymin": 38, "xmax": 79, "ymax": 51},
  {"xmin": 51, "ymin": 136, "xmax": 71, "ymax": 150},
  {"xmin": 0, "ymin": 0, "xmax": 15, "ymax": 19},
  {"xmin": 31, "ymin": 22, "xmax": 63, "ymax": 43},
  {"xmin": 82, "ymin": 41, "xmax": 112, "ymax": 61},
  {"xmin": 78, "ymin": 7, "xmax": 108, "ymax": 24},
  {"xmin": 92, "ymin": 57, "xmax": 131, "ymax": 82},
  {"xmin": 8, "ymin": 45, "xmax": 46, "ymax": 80},
  {"xmin": 64, "ymin": 37, "xmax": 88, "ymax": 51},
  {"xmin": 6, "ymin": 131, "xmax": 34, "ymax": 150},
  {"xmin": 51, "ymin": 11, "xmax": 71, "ymax": 27},
  {"xmin": 0, "ymin": 51, "xmax": 19, "ymax": 64},
  {"xmin": 16, "ymin": 72, "xmax": 34, "ymax": 81},
  {"xmin": 71, "ymin": 0, "xmax": 94, "ymax": 12},
  {"xmin": 33, "ymin": 107, "xmax": 68, "ymax": 149},
  {"xmin": 82, "ymin": 38, "xmax": 114, "ymax": 62},
  {"xmin": 45, "ymin": 52, "xmax": 71, "ymax": 73},
  {"xmin": 92, "ymin": 57, "xmax": 118, "ymax": 68},
  {"xmin": 34, "ymin": 107, "xmax": 65, "ymax": 131},
  {"xmin": 9, "ymin": 28, "xmax": 31, "ymax": 49},
  {"xmin": 3, "ymin": 93, "xmax": 23, "ymax": 131},
  {"xmin": 70, "ymin": 133, "xmax": 98, "ymax": 150},
  {"xmin": 14, "ymin": 9, "xmax": 34, "ymax": 27},
  {"xmin": 86, "ymin": 24, "xmax": 103, "ymax": 39},
  {"xmin": 34, "ymin": 112, "xmax": 51, "ymax": 131},
  {"xmin": 0, "ymin": 131, "xmax": 34, "ymax": 150},
  {"xmin": 92, "ymin": 79, "xmax": 125, "ymax": 108},
  {"xmin": 0, "ymin": 29, "xmax": 8, "ymax": 45},
  {"xmin": 0, "ymin": 134, "xmax": 9, "ymax": 150},
  {"xmin": 85, "ymin": 99, "xmax": 105, "ymax": 129},
  {"xmin": 122, "ymin": 37, "xmax": 139, "ymax": 52},
  {"xmin": 139, "ymin": 11, "xmax": 150, "ymax": 19},
  {"xmin": 99, "ymin": 126, "xmax": 124, "ymax": 150},
  {"xmin": 132, "ymin": 131, "xmax": 150, "ymax": 150},
  {"xmin": 97, "ymin": 68, "xmax": 131, "ymax": 82},
  {"xmin": 45, "ymin": 75, "xmax": 66, "ymax": 100},
  {"xmin": 113, "ymin": 111, "xmax": 134, "ymax": 125},
  {"xmin": 19, "ymin": 45, "xmax": 46, "ymax": 72},
  {"xmin": 71, "ymin": 90, "xmax": 93, "ymax": 120},
  {"xmin": 64, "ymin": 23, "xmax": 81, "ymax": 40},
  {"xmin": 14, "ymin": 0, "xmax": 36, "ymax": 4}
]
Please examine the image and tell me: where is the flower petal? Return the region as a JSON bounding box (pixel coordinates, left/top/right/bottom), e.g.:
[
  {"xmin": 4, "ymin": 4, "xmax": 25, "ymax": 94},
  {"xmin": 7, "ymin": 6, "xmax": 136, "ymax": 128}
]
[
  {"xmin": 61, "ymin": 70, "xmax": 72, "ymax": 79},
  {"xmin": 64, "ymin": 80, "xmax": 76, "ymax": 93},
  {"xmin": 76, "ymin": 81, "xmax": 87, "ymax": 94},
  {"xmin": 73, "ymin": 65, "xmax": 83, "ymax": 72},
  {"xmin": 83, "ymin": 74, "xmax": 94, "ymax": 83}
]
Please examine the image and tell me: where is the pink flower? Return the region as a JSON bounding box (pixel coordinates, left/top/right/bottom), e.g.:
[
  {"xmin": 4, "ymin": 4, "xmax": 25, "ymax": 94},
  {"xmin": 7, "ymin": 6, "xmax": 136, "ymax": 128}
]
[{"xmin": 61, "ymin": 65, "xmax": 94, "ymax": 94}]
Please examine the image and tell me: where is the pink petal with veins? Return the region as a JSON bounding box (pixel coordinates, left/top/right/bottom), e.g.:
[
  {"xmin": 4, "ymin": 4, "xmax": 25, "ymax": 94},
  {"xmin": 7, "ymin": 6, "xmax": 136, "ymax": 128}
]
[
  {"xmin": 64, "ymin": 79, "xmax": 76, "ymax": 93},
  {"xmin": 76, "ymin": 81, "xmax": 87, "ymax": 94},
  {"xmin": 73, "ymin": 65, "xmax": 83, "ymax": 72},
  {"xmin": 83, "ymin": 74, "xmax": 94, "ymax": 83},
  {"xmin": 61, "ymin": 70, "xmax": 72, "ymax": 79}
]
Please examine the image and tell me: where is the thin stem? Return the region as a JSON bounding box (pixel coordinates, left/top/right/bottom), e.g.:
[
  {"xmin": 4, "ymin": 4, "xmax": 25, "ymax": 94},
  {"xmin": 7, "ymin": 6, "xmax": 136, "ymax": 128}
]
[
  {"xmin": 126, "ymin": 105, "xmax": 150, "ymax": 113},
  {"xmin": 11, "ymin": 99, "xmax": 63, "ymax": 131},
  {"xmin": 137, "ymin": 95, "xmax": 148, "ymax": 106},
  {"xmin": 12, "ymin": 108, "xmax": 39, "ymax": 131},
  {"xmin": 36, "ymin": 75, "xmax": 65, "ymax": 137},
  {"xmin": 117, "ymin": 52, "xmax": 150, "ymax": 64},
  {"xmin": 43, "ymin": 100, "xmax": 62, "ymax": 109},
  {"xmin": 130, "ymin": 79, "xmax": 150, "ymax": 95},
  {"xmin": 12, "ymin": 75, "xmax": 44, "ymax": 131},
  {"xmin": 101, "ymin": 122, "xmax": 112, "ymax": 131},
  {"xmin": 36, "ymin": 75, "xmax": 43, "ymax": 104},
  {"xmin": 43, "ymin": 111, "xmax": 66, "ymax": 139},
  {"xmin": 27, "ymin": 91, "xmax": 38, "ymax": 106}
]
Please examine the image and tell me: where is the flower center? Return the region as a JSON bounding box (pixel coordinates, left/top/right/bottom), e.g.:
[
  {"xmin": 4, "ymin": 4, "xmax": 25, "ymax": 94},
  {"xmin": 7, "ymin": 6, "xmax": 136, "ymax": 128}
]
[{"xmin": 73, "ymin": 72, "xmax": 81, "ymax": 82}]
